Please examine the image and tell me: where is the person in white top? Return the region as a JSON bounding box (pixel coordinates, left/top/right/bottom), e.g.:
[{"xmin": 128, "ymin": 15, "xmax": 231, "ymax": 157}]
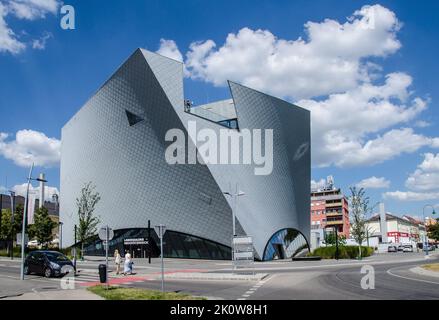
[
  {"xmin": 123, "ymin": 253, "xmax": 133, "ymax": 275},
  {"xmin": 114, "ymin": 249, "xmax": 121, "ymax": 275}
]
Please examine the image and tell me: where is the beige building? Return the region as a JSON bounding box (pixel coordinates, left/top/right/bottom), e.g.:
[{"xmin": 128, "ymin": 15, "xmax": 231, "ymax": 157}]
[{"xmin": 366, "ymin": 213, "xmax": 426, "ymax": 244}]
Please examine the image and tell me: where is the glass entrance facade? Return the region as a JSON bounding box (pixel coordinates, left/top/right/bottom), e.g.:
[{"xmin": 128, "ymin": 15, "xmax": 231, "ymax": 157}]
[
  {"xmin": 82, "ymin": 228, "xmax": 231, "ymax": 260},
  {"xmin": 263, "ymin": 228, "xmax": 309, "ymax": 260}
]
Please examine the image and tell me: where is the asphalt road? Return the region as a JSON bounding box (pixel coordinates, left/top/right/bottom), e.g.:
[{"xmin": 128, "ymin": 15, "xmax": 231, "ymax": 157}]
[{"xmin": 1, "ymin": 253, "xmax": 438, "ymax": 300}]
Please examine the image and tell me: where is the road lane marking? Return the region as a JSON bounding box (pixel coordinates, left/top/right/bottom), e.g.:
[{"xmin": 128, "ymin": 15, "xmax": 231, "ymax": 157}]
[
  {"xmin": 386, "ymin": 267, "xmax": 439, "ymax": 285},
  {"xmin": 237, "ymin": 275, "xmax": 273, "ymax": 300}
]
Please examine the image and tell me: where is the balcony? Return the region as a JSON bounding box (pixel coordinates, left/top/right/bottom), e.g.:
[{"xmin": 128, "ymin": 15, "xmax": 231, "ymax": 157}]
[
  {"xmin": 326, "ymin": 211, "xmax": 342, "ymax": 217},
  {"xmin": 326, "ymin": 220, "xmax": 343, "ymax": 226},
  {"xmin": 326, "ymin": 201, "xmax": 342, "ymax": 207}
]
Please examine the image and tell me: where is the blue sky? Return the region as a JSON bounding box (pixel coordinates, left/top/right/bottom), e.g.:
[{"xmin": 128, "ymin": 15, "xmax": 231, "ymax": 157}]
[{"xmin": 0, "ymin": 0, "xmax": 438, "ymax": 218}]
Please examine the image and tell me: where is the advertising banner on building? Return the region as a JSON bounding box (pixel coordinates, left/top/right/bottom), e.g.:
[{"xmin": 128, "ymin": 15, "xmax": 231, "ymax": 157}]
[{"xmin": 27, "ymin": 194, "xmax": 36, "ymax": 225}]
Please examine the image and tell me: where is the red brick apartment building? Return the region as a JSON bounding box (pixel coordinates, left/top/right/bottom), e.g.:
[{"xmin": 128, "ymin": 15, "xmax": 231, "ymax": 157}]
[{"xmin": 311, "ymin": 177, "xmax": 350, "ymax": 237}]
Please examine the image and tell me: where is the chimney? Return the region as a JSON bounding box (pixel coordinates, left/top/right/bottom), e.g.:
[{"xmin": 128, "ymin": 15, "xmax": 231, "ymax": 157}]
[
  {"xmin": 379, "ymin": 202, "xmax": 387, "ymax": 243},
  {"xmin": 39, "ymin": 173, "xmax": 45, "ymax": 208}
]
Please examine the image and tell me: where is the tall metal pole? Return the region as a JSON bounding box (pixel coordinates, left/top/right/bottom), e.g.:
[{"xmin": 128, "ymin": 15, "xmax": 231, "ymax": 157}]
[
  {"xmin": 148, "ymin": 220, "xmax": 151, "ymax": 264},
  {"xmin": 233, "ymin": 183, "xmax": 237, "ymax": 237},
  {"xmin": 160, "ymin": 233, "xmax": 164, "ymax": 292},
  {"xmin": 20, "ymin": 163, "xmax": 34, "ymax": 280},
  {"xmin": 105, "ymin": 225, "xmax": 109, "ymax": 289},
  {"xmin": 59, "ymin": 222, "xmax": 63, "ymax": 250},
  {"xmin": 422, "ymin": 204, "xmax": 436, "ymax": 256},
  {"xmin": 74, "ymin": 224, "xmax": 77, "ymax": 274},
  {"xmin": 9, "ymin": 191, "xmax": 15, "ymax": 260},
  {"xmin": 334, "ymin": 226, "xmax": 339, "ymax": 260},
  {"xmin": 0, "ymin": 194, "xmax": 2, "ymax": 250}
]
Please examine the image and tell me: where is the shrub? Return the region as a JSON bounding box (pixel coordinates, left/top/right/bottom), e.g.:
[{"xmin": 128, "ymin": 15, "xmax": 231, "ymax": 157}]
[{"xmin": 308, "ymin": 245, "xmax": 374, "ymax": 259}]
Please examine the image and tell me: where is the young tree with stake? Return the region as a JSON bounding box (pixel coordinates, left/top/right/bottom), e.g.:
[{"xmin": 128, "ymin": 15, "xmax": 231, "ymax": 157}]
[{"xmin": 75, "ymin": 182, "xmax": 101, "ymax": 258}]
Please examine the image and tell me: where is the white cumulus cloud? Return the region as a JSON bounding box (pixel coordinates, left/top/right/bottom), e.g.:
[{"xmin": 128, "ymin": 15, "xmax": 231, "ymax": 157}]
[
  {"xmin": 298, "ymin": 74, "xmax": 433, "ymax": 167},
  {"xmin": 0, "ymin": 129, "xmax": 61, "ymax": 167},
  {"xmin": 384, "ymin": 153, "xmax": 439, "ymax": 201},
  {"xmin": 156, "ymin": 38, "xmax": 183, "ymax": 62},
  {"xmin": 0, "ymin": 0, "xmax": 61, "ymax": 54},
  {"xmin": 356, "ymin": 176, "xmax": 390, "ymax": 189},
  {"xmin": 163, "ymin": 4, "xmax": 437, "ymax": 168},
  {"xmin": 0, "ymin": 2, "xmax": 25, "ymax": 53},
  {"xmin": 185, "ymin": 4, "xmax": 401, "ymax": 100},
  {"xmin": 405, "ymin": 153, "xmax": 439, "ymax": 191},
  {"xmin": 11, "ymin": 182, "xmax": 59, "ymax": 202}
]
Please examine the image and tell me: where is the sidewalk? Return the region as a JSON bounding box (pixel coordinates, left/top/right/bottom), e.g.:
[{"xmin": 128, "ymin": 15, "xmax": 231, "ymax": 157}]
[{"xmin": 3, "ymin": 288, "xmax": 103, "ymax": 300}]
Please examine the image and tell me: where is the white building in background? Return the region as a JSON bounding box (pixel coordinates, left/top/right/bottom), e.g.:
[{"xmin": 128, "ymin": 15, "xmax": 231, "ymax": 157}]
[{"xmin": 366, "ymin": 213, "xmax": 426, "ymax": 244}]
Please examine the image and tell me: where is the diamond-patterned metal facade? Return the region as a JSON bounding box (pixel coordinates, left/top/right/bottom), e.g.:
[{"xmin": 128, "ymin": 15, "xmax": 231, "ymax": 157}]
[{"xmin": 60, "ymin": 49, "xmax": 310, "ymax": 260}]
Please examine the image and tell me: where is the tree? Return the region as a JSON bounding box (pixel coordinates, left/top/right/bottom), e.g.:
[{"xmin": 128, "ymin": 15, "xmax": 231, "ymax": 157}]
[
  {"xmin": 349, "ymin": 187, "xmax": 374, "ymax": 259},
  {"xmin": 28, "ymin": 207, "xmax": 57, "ymax": 248},
  {"xmin": 0, "ymin": 204, "xmax": 25, "ymax": 242},
  {"xmin": 427, "ymin": 219, "xmax": 439, "ymax": 242},
  {"xmin": 324, "ymin": 233, "xmax": 347, "ymax": 246},
  {"xmin": 76, "ymin": 182, "xmax": 101, "ymax": 257}
]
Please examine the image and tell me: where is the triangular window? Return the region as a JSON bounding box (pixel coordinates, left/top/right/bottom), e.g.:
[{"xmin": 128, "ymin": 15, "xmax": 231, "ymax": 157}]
[{"xmin": 125, "ymin": 110, "xmax": 144, "ymax": 126}]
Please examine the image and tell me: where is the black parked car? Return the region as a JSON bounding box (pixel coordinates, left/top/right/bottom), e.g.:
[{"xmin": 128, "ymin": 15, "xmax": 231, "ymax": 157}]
[{"xmin": 24, "ymin": 251, "xmax": 75, "ymax": 278}]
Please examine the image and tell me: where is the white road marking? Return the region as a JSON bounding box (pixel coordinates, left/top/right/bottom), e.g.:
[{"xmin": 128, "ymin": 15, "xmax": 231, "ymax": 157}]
[
  {"xmin": 237, "ymin": 275, "xmax": 274, "ymax": 300},
  {"xmin": 386, "ymin": 267, "xmax": 439, "ymax": 285}
]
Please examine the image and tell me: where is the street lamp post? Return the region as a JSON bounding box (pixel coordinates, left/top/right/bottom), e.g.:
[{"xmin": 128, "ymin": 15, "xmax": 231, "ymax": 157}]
[
  {"xmin": 20, "ymin": 164, "xmax": 48, "ymax": 280},
  {"xmin": 334, "ymin": 226, "xmax": 339, "ymax": 260},
  {"xmin": 9, "ymin": 191, "xmax": 15, "ymax": 260},
  {"xmin": 223, "ymin": 183, "xmax": 245, "ymax": 261},
  {"xmin": 422, "ymin": 204, "xmax": 436, "ymax": 256}
]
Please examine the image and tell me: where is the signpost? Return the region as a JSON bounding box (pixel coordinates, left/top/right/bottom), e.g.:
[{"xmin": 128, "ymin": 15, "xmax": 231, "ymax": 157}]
[
  {"xmin": 98, "ymin": 226, "xmax": 113, "ymax": 288},
  {"xmin": 16, "ymin": 233, "xmax": 29, "ymax": 246},
  {"xmin": 154, "ymin": 224, "xmax": 167, "ymax": 292},
  {"xmin": 232, "ymin": 236, "xmax": 254, "ymax": 273}
]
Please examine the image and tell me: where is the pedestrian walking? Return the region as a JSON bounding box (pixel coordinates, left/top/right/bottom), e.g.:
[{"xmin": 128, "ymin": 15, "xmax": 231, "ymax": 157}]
[
  {"xmin": 114, "ymin": 249, "xmax": 121, "ymax": 275},
  {"xmin": 123, "ymin": 252, "xmax": 133, "ymax": 275}
]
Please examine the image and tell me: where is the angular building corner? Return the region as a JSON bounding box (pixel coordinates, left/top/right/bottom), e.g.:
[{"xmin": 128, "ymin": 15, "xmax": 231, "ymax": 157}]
[{"xmin": 60, "ymin": 48, "xmax": 311, "ymax": 261}]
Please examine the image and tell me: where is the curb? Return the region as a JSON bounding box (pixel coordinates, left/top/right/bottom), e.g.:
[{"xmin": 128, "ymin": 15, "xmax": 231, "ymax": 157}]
[
  {"xmin": 164, "ymin": 272, "xmax": 268, "ymax": 281},
  {"xmin": 410, "ymin": 266, "xmax": 439, "ymax": 278}
]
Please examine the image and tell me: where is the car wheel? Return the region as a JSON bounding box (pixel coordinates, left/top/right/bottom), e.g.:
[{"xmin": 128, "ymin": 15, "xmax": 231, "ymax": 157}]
[
  {"xmin": 24, "ymin": 265, "xmax": 30, "ymax": 275},
  {"xmin": 44, "ymin": 268, "xmax": 52, "ymax": 278}
]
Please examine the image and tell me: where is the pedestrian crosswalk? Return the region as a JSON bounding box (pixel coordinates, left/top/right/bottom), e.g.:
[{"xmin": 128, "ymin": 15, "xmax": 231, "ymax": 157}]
[{"xmin": 31, "ymin": 271, "xmax": 152, "ymax": 289}]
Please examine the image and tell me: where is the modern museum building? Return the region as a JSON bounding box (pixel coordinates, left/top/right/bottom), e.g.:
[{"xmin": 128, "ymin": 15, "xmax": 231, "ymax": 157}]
[{"xmin": 60, "ymin": 48, "xmax": 310, "ymax": 261}]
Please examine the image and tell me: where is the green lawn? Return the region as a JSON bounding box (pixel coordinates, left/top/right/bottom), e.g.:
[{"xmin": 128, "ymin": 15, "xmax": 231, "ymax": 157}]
[
  {"xmin": 421, "ymin": 263, "xmax": 439, "ymax": 272},
  {"xmin": 87, "ymin": 285, "xmax": 206, "ymax": 300}
]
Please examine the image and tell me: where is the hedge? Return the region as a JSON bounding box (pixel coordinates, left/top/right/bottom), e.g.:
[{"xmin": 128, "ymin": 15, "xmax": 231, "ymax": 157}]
[{"xmin": 308, "ymin": 245, "xmax": 374, "ymax": 259}]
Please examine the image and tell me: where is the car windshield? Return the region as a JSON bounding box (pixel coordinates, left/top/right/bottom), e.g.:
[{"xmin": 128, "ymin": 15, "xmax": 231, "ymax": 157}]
[{"xmin": 45, "ymin": 252, "xmax": 69, "ymax": 262}]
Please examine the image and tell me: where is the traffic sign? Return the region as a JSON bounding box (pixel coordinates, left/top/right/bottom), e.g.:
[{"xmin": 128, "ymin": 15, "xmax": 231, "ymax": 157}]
[
  {"xmin": 155, "ymin": 224, "xmax": 167, "ymax": 238},
  {"xmin": 98, "ymin": 227, "xmax": 114, "ymax": 241}
]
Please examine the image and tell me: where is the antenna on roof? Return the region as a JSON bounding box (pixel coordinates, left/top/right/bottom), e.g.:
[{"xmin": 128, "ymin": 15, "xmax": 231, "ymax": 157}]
[{"xmin": 326, "ymin": 175, "xmax": 334, "ymax": 190}]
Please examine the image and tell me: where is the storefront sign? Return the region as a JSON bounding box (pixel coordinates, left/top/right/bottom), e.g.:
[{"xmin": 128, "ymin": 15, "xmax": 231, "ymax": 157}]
[{"xmin": 124, "ymin": 238, "xmax": 149, "ymax": 245}]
